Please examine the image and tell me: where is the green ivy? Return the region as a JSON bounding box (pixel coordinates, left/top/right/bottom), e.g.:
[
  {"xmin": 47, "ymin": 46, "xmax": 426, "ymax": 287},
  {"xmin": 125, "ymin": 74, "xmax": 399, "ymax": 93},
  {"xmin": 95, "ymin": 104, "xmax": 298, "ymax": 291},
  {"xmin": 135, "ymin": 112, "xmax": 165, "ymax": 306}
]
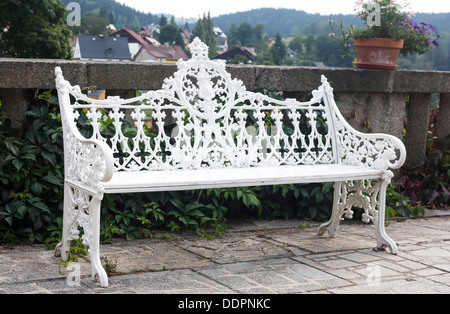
[{"xmin": 0, "ymin": 91, "xmax": 64, "ymax": 243}]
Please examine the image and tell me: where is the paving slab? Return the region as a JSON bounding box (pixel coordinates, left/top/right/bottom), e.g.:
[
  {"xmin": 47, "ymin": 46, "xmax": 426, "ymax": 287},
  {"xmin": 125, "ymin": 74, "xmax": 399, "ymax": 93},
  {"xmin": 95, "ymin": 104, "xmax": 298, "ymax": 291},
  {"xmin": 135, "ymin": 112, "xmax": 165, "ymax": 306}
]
[{"xmin": 0, "ymin": 215, "xmax": 449, "ymax": 294}]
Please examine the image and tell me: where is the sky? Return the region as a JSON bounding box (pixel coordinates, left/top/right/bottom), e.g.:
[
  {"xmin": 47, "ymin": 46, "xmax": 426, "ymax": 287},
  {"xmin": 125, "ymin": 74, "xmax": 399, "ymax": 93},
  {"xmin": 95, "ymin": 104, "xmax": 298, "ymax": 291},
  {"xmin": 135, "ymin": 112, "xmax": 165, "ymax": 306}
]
[{"xmin": 116, "ymin": 0, "xmax": 450, "ymax": 18}]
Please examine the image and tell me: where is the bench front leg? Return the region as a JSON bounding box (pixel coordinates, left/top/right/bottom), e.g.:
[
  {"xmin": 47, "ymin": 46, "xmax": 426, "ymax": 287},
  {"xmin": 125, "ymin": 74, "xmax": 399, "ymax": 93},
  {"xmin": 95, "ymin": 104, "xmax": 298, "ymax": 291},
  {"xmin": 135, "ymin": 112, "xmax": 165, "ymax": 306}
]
[
  {"xmin": 54, "ymin": 184, "xmax": 77, "ymax": 261},
  {"xmin": 88, "ymin": 196, "xmax": 109, "ymax": 287},
  {"xmin": 318, "ymin": 181, "xmax": 348, "ymax": 238},
  {"xmin": 318, "ymin": 175, "xmax": 398, "ymax": 254},
  {"xmin": 372, "ymin": 172, "xmax": 398, "ymax": 254},
  {"xmin": 54, "ymin": 184, "xmax": 109, "ymax": 287}
]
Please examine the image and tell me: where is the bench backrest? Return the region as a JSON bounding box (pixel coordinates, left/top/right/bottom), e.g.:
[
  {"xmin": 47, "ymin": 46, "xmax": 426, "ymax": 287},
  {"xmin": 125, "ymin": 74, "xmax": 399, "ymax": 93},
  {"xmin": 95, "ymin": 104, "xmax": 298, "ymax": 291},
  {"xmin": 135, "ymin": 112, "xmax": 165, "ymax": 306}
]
[{"xmin": 56, "ymin": 38, "xmax": 340, "ymax": 172}]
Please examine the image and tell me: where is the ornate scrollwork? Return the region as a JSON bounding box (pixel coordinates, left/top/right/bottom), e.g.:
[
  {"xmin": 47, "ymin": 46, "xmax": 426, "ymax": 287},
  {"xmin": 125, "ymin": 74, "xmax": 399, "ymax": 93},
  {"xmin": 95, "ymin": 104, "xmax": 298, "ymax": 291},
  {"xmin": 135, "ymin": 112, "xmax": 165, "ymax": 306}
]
[
  {"xmin": 63, "ymin": 130, "xmax": 110, "ymax": 192},
  {"xmin": 318, "ymin": 177, "xmax": 398, "ymax": 254},
  {"xmin": 62, "ymin": 186, "xmax": 94, "ymax": 248},
  {"xmin": 319, "ymin": 77, "xmax": 406, "ymax": 172},
  {"xmin": 59, "ymin": 48, "xmax": 337, "ymax": 172},
  {"xmin": 54, "ymin": 184, "xmax": 108, "ymax": 286},
  {"xmin": 334, "ymin": 123, "xmax": 405, "ymax": 171}
]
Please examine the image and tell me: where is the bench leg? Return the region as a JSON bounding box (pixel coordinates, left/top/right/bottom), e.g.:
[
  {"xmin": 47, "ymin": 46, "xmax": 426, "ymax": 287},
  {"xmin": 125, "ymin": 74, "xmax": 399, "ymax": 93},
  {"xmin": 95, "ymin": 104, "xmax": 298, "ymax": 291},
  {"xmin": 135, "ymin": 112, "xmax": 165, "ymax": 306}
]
[
  {"xmin": 373, "ymin": 178, "xmax": 398, "ymax": 254},
  {"xmin": 54, "ymin": 184, "xmax": 109, "ymax": 287},
  {"xmin": 54, "ymin": 184, "xmax": 74, "ymax": 261},
  {"xmin": 88, "ymin": 197, "xmax": 109, "ymax": 287},
  {"xmin": 318, "ymin": 181, "xmax": 347, "ymax": 237},
  {"xmin": 318, "ymin": 177, "xmax": 398, "ymax": 254}
]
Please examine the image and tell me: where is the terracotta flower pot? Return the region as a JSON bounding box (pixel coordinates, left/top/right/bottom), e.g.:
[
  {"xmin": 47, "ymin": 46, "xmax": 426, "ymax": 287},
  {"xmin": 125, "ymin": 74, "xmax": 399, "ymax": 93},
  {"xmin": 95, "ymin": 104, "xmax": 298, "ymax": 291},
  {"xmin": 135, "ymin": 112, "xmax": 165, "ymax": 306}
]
[{"xmin": 354, "ymin": 38, "xmax": 404, "ymax": 70}]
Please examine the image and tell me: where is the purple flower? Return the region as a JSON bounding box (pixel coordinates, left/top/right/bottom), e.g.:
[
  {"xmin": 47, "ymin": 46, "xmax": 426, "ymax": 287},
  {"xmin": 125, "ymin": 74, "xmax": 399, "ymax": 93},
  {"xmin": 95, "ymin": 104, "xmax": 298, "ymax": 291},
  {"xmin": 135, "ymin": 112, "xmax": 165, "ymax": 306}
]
[
  {"xmin": 409, "ymin": 20, "xmax": 418, "ymax": 27},
  {"xmin": 432, "ymin": 40, "xmax": 439, "ymax": 47}
]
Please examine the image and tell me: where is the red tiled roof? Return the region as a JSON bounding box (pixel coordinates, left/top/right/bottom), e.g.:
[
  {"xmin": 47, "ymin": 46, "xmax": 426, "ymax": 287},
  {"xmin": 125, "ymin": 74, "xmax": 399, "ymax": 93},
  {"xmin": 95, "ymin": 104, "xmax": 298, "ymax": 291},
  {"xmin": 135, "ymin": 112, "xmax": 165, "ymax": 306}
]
[
  {"xmin": 213, "ymin": 46, "xmax": 257, "ymax": 61},
  {"xmin": 110, "ymin": 27, "xmax": 147, "ymax": 46},
  {"xmin": 138, "ymin": 43, "xmax": 188, "ymax": 61}
]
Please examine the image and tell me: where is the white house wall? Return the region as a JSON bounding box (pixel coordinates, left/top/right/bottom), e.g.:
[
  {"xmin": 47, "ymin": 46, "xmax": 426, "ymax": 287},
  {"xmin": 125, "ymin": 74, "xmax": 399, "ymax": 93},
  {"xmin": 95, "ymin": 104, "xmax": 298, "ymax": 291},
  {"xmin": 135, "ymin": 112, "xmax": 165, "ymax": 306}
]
[
  {"xmin": 134, "ymin": 49, "xmax": 157, "ymax": 63},
  {"xmin": 129, "ymin": 43, "xmax": 141, "ymax": 59},
  {"xmin": 73, "ymin": 38, "xmax": 81, "ymax": 60}
]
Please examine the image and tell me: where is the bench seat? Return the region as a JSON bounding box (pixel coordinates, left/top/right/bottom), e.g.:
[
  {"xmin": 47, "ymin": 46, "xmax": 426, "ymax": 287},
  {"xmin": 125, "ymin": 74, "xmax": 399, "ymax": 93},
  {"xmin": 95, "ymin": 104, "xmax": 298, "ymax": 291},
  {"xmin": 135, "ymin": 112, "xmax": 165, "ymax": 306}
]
[{"xmin": 101, "ymin": 165, "xmax": 383, "ymax": 194}]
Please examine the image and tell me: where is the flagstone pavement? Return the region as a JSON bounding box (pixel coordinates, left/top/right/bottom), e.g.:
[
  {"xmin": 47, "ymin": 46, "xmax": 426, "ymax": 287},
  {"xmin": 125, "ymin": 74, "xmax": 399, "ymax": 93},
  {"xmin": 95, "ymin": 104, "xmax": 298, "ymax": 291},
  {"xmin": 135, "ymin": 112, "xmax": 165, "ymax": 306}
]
[{"xmin": 1, "ymin": 211, "xmax": 450, "ymax": 294}]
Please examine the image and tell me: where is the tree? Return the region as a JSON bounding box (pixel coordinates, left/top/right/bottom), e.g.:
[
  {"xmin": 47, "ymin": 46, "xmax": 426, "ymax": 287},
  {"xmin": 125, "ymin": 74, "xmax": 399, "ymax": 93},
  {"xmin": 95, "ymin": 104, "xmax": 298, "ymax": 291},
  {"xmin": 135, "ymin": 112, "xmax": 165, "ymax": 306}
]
[
  {"xmin": 159, "ymin": 15, "xmax": 168, "ymax": 27},
  {"xmin": 0, "ymin": 0, "xmax": 73, "ymax": 59},
  {"xmin": 227, "ymin": 54, "xmax": 250, "ymax": 65},
  {"xmin": 99, "ymin": 6, "xmax": 109, "ymax": 20},
  {"xmin": 228, "ymin": 22, "xmax": 265, "ymax": 47},
  {"xmin": 303, "ymin": 35, "xmax": 315, "ymax": 55},
  {"xmin": 237, "ymin": 23, "xmax": 253, "ymax": 46},
  {"xmin": 192, "ymin": 13, "xmax": 217, "ymax": 58},
  {"xmin": 289, "ymin": 34, "xmax": 304, "ymax": 54},
  {"xmin": 98, "ymin": 6, "xmax": 115, "ymax": 25},
  {"xmin": 271, "ymin": 33, "xmax": 286, "ymax": 65},
  {"xmin": 252, "ymin": 23, "xmax": 264, "ymax": 43},
  {"xmin": 158, "ymin": 24, "xmax": 184, "ymax": 46},
  {"xmin": 227, "ymin": 23, "xmax": 239, "ymax": 47},
  {"xmin": 129, "ymin": 15, "xmax": 141, "ymax": 33},
  {"xmin": 108, "ymin": 11, "xmax": 115, "ymax": 24},
  {"xmin": 170, "ymin": 16, "xmax": 177, "ymax": 26},
  {"xmin": 192, "ymin": 18, "xmax": 205, "ymax": 40},
  {"xmin": 72, "ymin": 14, "xmax": 111, "ymax": 36},
  {"xmin": 310, "ymin": 34, "xmax": 353, "ymax": 67}
]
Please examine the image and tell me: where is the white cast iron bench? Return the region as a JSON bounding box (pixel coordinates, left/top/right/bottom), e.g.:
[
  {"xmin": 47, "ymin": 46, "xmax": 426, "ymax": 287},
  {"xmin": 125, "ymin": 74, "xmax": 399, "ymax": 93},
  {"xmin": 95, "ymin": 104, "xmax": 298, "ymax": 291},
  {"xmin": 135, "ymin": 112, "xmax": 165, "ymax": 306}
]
[{"xmin": 54, "ymin": 38, "xmax": 406, "ymax": 287}]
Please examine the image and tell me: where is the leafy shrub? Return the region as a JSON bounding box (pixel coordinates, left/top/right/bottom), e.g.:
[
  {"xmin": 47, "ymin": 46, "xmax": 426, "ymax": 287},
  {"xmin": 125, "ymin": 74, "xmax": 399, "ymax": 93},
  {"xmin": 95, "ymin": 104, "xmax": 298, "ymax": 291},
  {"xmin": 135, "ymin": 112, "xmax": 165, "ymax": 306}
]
[
  {"xmin": 386, "ymin": 184, "xmax": 425, "ymax": 219},
  {"xmin": 0, "ymin": 91, "xmax": 64, "ymax": 243},
  {"xmin": 397, "ymin": 108, "xmax": 449, "ymax": 209}
]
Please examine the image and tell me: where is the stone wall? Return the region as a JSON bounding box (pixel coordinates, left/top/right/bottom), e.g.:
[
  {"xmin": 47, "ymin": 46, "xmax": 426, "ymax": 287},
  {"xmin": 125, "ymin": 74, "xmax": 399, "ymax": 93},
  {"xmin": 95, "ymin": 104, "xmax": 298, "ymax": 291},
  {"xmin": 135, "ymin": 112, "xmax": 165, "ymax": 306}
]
[{"xmin": 1, "ymin": 58, "xmax": 449, "ymax": 169}]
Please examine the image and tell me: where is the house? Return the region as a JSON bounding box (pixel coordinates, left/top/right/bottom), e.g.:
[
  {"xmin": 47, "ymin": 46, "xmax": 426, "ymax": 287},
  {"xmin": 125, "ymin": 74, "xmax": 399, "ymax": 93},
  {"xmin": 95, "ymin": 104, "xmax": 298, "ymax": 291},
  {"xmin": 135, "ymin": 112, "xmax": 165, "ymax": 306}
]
[
  {"xmin": 216, "ymin": 36, "xmax": 228, "ymax": 54},
  {"xmin": 107, "ymin": 24, "xmax": 116, "ymax": 33},
  {"xmin": 109, "ymin": 27, "xmax": 147, "ymax": 59},
  {"xmin": 139, "ymin": 24, "xmax": 163, "ymax": 47},
  {"xmin": 87, "ymin": 90, "xmax": 106, "ymax": 100},
  {"xmin": 143, "ymin": 37, "xmax": 161, "ymax": 47},
  {"xmin": 214, "ymin": 27, "xmax": 228, "ymax": 53},
  {"xmin": 214, "ymin": 27, "xmax": 226, "ymax": 38},
  {"xmin": 313, "ymin": 61, "xmax": 326, "ymax": 67},
  {"xmin": 140, "ymin": 24, "xmax": 160, "ymax": 38},
  {"xmin": 73, "ymin": 36, "xmax": 131, "ymax": 61},
  {"xmin": 213, "ymin": 46, "xmax": 257, "ymax": 63},
  {"xmin": 267, "ymin": 38, "xmax": 276, "ymax": 47},
  {"xmin": 180, "ymin": 27, "xmax": 192, "ymax": 46},
  {"xmin": 285, "ymin": 48, "xmax": 298, "ymax": 60},
  {"xmin": 71, "ymin": 36, "xmax": 78, "ymax": 57},
  {"xmin": 134, "ymin": 43, "xmax": 189, "ymax": 63}
]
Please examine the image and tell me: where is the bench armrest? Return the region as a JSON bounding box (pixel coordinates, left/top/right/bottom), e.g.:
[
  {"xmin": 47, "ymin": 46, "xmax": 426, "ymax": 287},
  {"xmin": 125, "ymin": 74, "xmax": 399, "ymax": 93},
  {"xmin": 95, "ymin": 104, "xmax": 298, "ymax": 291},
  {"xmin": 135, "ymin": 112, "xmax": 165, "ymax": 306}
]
[
  {"xmin": 64, "ymin": 132, "xmax": 115, "ymax": 184},
  {"xmin": 336, "ymin": 126, "xmax": 407, "ymax": 171},
  {"xmin": 333, "ymin": 110, "xmax": 406, "ymax": 171},
  {"xmin": 55, "ymin": 67, "xmax": 114, "ymax": 192},
  {"xmin": 319, "ymin": 76, "xmax": 406, "ymax": 172}
]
